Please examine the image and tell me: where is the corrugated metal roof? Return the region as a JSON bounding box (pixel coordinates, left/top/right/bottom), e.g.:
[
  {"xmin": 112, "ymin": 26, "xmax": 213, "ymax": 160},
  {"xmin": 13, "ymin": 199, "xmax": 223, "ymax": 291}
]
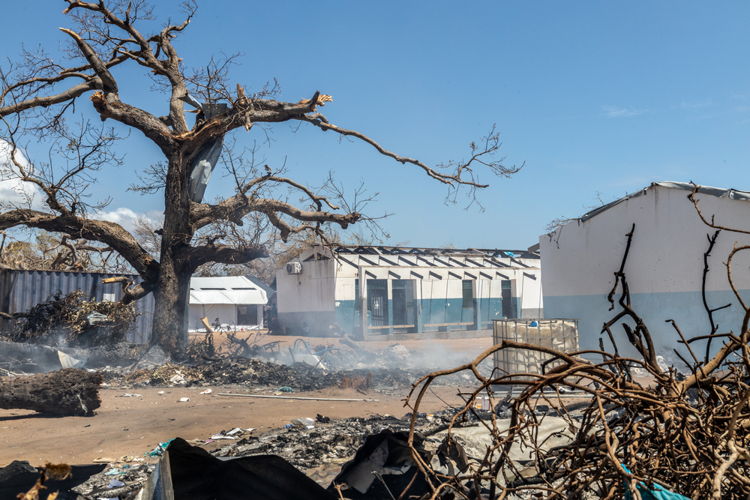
[{"xmin": 189, "ymin": 276, "xmax": 267, "ymax": 305}]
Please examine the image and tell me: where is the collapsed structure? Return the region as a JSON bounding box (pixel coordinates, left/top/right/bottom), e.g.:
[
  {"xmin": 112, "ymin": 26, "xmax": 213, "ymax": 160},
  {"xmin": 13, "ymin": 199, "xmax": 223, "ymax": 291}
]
[{"xmin": 275, "ymin": 245, "xmax": 543, "ymax": 337}]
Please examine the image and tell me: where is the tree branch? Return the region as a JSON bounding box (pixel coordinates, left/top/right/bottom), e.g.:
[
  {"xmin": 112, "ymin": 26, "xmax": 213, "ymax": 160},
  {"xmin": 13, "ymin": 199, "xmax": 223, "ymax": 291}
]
[
  {"xmin": 0, "ymin": 209, "xmax": 159, "ymax": 281},
  {"xmin": 185, "ymin": 243, "xmax": 267, "ymax": 271}
]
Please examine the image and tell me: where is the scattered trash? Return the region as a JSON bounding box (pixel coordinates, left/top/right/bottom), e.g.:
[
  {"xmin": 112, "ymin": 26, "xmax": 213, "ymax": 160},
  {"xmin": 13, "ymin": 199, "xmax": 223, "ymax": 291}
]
[
  {"xmin": 209, "ymin": 428, "xmax": 250, "ymax": 440},
  {"xmin": 169, "ymin": 372, "xmax": 187, "ymax": 385},
  {"xmin": 117, "ymin": 392, "xmax": 142, "ymax": 398},
  {"xmin": 199, "ymin": 388, "xmax": 213, "ymax": 394},
  {"xmin": 278, "ymin": 386, "xmax": 294, "ymax": 393},
  {"xmin": 177, "ymin": 397, "xmax": 190, "ymax": 403},
  {"xmin": 216, "ymin": 392, "xmax": 378, "ymax": 402},
  {"xmin": 291, "ymin": 417, "xmax": 315, "ymax": 430},
  {"xmin": 146, "ymin": 439, "xmax": 175, "ymax": 457}
]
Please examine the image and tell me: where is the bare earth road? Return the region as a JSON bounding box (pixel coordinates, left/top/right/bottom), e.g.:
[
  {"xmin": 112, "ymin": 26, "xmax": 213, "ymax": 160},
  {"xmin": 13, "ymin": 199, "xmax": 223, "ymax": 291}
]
[{"xmin": 0, "ymin": 384, "xmax": 466, "ymax": 465}]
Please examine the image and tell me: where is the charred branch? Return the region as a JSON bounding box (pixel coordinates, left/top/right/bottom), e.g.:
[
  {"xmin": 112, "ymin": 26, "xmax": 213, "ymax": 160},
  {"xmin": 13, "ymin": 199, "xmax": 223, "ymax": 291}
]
[{"xmin": 0, "ymin": 369, "xmax": 102, "ymax": 416}]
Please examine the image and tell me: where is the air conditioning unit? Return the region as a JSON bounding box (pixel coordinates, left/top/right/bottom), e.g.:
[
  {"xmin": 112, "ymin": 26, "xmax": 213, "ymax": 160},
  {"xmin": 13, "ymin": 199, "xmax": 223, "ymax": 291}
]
[{"xmin": 286, "ymin": 261, "xmax": 303, "ymax": 274}]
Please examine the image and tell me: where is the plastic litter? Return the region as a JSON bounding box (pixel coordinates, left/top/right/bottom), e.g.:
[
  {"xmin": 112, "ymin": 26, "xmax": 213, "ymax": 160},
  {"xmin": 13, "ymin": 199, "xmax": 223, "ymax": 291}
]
[
  {"xmin": 278, "ymin": 386, "xmax": 294, "ymax": 393},
  {"xmin": 146, "ymin": 439, "xmax": 175, "ymax": 457},
  {"xmin": 200, "ymin": 388, "xmax": 213, "ymax": 394},
  {"xmin": 622, "ymin": 464, "xmax": 690, "ymax": 500},
  {"xmin": 291, "ymin": 417, "xmax": 315, "ymax": 430},
  {"xmin": 177, "ymin": 397, "xmax": 190, "ymax": 403}
]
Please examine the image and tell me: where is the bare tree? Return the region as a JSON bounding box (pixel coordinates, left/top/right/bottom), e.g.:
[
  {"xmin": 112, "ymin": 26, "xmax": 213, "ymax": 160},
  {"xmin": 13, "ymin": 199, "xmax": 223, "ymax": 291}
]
[{"xmin": 0, "ymin": 0, "xmax": 519, "ymax": 356}]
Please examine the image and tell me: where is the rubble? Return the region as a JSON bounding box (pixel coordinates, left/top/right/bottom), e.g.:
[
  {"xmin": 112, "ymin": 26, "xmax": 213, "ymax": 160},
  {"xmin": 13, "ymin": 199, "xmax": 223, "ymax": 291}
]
[{"xmin": 106, "ymin": 356, "xmax": 467, "ymax": 392}]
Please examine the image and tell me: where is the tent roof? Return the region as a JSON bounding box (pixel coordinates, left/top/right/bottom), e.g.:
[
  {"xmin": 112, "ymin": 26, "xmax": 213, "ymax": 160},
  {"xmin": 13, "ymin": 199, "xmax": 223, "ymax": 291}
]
[{"xmin": 189, "ymin": 276, "xmax": 267, "ymax": 305}]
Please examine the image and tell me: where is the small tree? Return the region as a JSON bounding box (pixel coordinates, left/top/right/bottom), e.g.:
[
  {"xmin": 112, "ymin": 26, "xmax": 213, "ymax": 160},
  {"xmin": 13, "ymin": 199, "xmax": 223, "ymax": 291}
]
[{"xmin": 0, "ymin": 1, "xmax": 519, "ymax": 356}]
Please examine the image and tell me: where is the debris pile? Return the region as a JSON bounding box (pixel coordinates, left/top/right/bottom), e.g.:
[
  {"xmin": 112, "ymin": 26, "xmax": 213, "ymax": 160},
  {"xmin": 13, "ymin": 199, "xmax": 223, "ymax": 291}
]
[
  {"xmin": 117, "ymin": 358, "xmax": 426, "ymax": 391},
  {"xmin": 5, "ymin": 291, "xmax": 137, "ymax": 347}
]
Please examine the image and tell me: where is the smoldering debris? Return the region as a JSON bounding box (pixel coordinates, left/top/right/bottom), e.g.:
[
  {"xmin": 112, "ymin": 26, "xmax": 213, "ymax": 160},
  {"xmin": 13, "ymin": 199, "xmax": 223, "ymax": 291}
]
[{"xmin": 108, "ymin": 356, "xmax": 469, "ymax": 391}]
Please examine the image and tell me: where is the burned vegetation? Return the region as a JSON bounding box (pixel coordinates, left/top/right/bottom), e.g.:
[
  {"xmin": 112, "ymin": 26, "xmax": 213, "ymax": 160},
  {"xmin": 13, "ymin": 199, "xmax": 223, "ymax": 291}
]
[{"xmin": 400, "ymin": 211, "xmax": 750, "ymax": 498}]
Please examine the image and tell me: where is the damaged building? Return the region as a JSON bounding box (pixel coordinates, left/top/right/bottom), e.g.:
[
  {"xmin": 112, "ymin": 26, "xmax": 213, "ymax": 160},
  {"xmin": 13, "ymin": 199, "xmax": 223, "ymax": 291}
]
[
  {"xmin": 275, "ymin": 245, "xmax": 542, "ymax": 337},
  {"xmin": 540, "ymin": 181, "xmax": 750, "ymax": 361}
]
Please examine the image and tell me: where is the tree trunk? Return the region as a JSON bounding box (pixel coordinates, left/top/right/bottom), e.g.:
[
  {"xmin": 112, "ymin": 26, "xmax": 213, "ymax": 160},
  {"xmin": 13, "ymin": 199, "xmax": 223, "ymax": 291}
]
[
  {"xmin": 0, "ymin": 368, "xmax": 102, "ymax": 416},
  {"xmin": 151, "ymin": 263, "xmax": 191, "ymax": 355},
  {"xmin": 150, "ymin": 154, "xmax": 194, "ymax": 356}
]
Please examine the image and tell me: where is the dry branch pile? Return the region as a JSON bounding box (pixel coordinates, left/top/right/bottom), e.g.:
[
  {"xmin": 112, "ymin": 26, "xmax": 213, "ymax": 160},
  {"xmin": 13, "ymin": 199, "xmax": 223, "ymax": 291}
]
[
  {"xmin": 404, "ymin": 223, "xmax": 750, "ymax": 499},
  {"xmin": 7, "ymin": 291, "xmax": 136, "ymax": 346}
]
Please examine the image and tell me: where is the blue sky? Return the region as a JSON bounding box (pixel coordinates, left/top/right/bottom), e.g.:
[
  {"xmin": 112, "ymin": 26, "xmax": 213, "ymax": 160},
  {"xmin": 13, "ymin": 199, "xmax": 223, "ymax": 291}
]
[{"xmin": 3, "ymin": 1, "xmax": 750, "ymax": 249}]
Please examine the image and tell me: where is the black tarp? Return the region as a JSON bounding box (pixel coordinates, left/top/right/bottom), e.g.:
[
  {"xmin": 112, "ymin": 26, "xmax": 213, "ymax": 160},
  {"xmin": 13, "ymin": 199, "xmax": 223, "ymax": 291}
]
[{"xmin": 163, "ymin": 438, "xmax": 336, "ymax": 500}]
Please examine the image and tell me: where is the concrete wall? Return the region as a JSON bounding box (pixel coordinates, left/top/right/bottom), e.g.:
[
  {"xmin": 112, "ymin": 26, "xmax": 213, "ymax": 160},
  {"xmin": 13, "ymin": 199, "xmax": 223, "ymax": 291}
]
[
  {"xmin": 519, "ymin": 271, "xmax": 543, "ymax": 318},
  {"xmin": 540, "ymin": 185, "xmax": 750, "ymax": 363},
  {"xmin": 276, "ymin": 257, "xmax": 336, "ymax": 335}
]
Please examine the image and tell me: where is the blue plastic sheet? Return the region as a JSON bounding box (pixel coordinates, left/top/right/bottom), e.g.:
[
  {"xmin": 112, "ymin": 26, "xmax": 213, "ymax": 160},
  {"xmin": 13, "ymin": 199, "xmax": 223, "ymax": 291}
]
[{"xmin": 621, "ymin": 464, "xmax": 690, "ymax": 500}]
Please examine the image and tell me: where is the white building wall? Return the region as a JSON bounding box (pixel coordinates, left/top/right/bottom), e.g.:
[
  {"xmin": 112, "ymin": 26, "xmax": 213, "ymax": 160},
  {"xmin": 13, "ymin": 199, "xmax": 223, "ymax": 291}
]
[
  {"xmin": 541, "ymin": 185, "xmax": 750, "ymax": 362},
  {"xmin": 519, "ymin": 271, "xmax": 543, "ymax": 318},
  {"xmin": 188, "ymin": 304, "xmax": 236, "ymax": 330},
  {"xmin": 276, "ymin": 258, "xmax": 336, "ymax": 313}
]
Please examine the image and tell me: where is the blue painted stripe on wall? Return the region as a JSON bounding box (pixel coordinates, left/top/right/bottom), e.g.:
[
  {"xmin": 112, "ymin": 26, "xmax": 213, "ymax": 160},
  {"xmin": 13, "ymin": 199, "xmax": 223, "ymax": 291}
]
[
  {"xmin": 333, "ymin": 297, "xmax": 517, "ymax": 333},
  {"xmin": 544, "ymin": 289, "xmax": 750, "ymax": 363}
]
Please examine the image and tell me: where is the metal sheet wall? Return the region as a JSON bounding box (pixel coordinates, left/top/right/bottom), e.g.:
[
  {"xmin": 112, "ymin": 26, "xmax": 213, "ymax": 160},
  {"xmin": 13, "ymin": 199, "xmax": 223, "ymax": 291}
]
[{"xmin": 0, "ymin": 269, "xmax": 154, "ymax": 344}]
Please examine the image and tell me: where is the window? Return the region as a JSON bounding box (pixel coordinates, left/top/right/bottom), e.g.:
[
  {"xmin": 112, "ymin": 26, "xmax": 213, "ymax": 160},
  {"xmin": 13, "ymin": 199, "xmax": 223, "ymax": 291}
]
[{"xmin": 462, "ymin": 280, "xmax": 474, "ymax": 308}]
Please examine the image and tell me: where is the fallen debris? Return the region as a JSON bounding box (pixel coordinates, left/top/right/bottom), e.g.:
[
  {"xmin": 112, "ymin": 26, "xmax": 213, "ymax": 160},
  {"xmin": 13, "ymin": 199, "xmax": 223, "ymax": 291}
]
[
  {"xmin": 5, "ymin": 290, "xmax": 137, "ymax": 347},
  {"xmin": 0, "ymin": 368, "xmax": 101, "ymax": 416}
]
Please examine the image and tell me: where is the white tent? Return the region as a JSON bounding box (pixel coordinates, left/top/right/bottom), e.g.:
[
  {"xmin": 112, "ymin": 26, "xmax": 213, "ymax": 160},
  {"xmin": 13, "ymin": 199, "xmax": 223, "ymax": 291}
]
[{"xmin": 188, "ymin": 276, "xmax": 268, "ymax": 331}]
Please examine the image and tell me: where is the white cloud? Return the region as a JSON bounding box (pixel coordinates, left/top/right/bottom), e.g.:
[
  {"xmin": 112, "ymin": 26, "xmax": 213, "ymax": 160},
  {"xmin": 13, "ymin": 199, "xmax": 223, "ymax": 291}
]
[
  {"xmin": 0, "ymin": 141, "xmax": 43, "ymax": 209},
  {"xmin": 95, "ymin": 207, "xmax": 163, "ymax": 233},
  {"xmin": 602, "ymin": 105, "xmax": 646, "ymax": 118}
]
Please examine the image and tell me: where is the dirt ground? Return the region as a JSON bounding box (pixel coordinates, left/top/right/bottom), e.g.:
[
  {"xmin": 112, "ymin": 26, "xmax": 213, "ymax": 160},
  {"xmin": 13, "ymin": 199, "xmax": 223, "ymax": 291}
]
[
  {"xmin": 0, "ymin": 384, "xmax": 467, "ymax": 466},
  {"xmin": 0, "ymin": 334, "xmax": 494, "ymax": 466}
]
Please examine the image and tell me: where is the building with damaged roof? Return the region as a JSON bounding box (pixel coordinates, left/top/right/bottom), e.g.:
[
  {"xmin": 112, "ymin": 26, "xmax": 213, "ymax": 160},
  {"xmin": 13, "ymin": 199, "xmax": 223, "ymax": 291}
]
[
  {"xmin": 540, "ymin": 181, "xmax": 750, "ymax": 363},
  {"xmin": 275, "ymin": 245, "xmax": 542, "ymax": 338}
]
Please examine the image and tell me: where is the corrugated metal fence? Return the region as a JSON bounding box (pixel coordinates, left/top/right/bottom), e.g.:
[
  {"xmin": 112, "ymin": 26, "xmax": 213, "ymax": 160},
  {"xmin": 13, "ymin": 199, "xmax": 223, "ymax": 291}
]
[{"xmin": 0, "ymin": 269, "xmax": 154, "ymax": 344}]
